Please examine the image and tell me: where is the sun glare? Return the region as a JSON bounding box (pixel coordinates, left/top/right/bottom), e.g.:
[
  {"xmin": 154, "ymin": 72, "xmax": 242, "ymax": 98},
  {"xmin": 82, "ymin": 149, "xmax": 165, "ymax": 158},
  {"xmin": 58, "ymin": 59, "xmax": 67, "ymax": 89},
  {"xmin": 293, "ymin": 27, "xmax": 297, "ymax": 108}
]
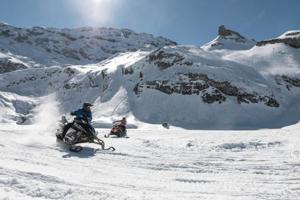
[{"xmin": 70, "ymin": 0, "xmax": 122, "ymax": 25}]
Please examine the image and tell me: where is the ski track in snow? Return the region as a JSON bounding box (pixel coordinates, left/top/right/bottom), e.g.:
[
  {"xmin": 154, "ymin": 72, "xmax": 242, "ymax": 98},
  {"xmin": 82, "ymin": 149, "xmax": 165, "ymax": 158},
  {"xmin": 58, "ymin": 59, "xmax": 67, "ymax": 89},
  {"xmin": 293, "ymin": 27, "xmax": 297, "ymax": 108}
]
[{"xmin": 1, "ymin": 125, "xmax": 300, "ymax": 200}]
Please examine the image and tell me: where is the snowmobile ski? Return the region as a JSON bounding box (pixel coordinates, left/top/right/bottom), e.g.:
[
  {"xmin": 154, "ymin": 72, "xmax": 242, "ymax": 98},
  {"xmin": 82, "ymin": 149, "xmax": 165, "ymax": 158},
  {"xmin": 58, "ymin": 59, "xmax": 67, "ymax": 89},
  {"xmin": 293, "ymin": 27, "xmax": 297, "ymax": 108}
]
[
  {"xmin": 105, "ymin": 134, "xmax": 129, "ymax": 139},
  {"xmin": 69, "ymin": 146, "xmax": 83, "ymax": 152}
]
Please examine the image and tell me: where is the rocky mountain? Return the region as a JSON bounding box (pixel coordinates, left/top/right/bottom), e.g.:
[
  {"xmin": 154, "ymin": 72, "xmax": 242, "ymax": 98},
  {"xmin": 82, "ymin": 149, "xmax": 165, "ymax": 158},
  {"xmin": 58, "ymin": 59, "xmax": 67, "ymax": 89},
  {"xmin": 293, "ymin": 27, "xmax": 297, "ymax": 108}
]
[
  {"xmin": 202, "ymin": 25, "xmax": 256, "ymax": 50},
  {"xmin": 257, "ymin": 30, "xmax": 300, "ymax": 48},
  {"xmin": 0, "ymin": 24, "xmax": 300, "ymax": 129},
  {"xmin": 0, "ymin": 22, "xmax": 176, "ymax": 69}
]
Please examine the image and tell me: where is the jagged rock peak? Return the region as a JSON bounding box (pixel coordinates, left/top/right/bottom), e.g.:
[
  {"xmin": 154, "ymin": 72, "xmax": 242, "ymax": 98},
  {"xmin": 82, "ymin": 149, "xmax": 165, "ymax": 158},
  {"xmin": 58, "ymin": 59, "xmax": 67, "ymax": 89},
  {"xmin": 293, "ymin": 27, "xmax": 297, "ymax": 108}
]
[
  {"xmin": 202, "ymin": 25, "xmax": 256, "ymax": 50},
  {"xmin": 218, "ymin": 25, "xmax": 246, "ymax": 39}
]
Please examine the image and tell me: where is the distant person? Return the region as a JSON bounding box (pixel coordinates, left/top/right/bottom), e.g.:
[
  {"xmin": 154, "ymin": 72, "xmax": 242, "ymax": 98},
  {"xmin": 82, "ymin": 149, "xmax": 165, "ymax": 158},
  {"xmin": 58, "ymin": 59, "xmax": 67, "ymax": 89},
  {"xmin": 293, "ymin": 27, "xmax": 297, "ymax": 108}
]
[
  {"xmin": 113, "ymin": 117, "xmax": 127, "ymax": 132},
  {"xmin": 106, "ymin": 117, "xmax": 127, "ymax": 138}
]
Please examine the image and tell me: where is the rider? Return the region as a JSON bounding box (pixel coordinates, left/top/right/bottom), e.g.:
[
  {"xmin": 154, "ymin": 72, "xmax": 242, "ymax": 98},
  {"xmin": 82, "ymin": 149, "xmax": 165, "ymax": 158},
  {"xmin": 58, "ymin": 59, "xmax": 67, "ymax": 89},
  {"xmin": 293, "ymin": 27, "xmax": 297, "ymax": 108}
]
[
  {"xmin": 114, "ymin": 117, "xmax": 127, "ymax": 133},
  {"xmin": 61, "ymin": 102, "xmax": 94, "ymax": 139}
]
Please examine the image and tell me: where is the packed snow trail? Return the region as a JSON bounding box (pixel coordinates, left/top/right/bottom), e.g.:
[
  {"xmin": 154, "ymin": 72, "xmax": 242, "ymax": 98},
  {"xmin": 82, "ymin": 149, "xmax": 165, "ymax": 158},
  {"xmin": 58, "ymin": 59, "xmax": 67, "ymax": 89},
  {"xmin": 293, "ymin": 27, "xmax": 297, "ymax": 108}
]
[{"xmin": 1, "ymin": 123, "xmax": 300, "ymax": 200}]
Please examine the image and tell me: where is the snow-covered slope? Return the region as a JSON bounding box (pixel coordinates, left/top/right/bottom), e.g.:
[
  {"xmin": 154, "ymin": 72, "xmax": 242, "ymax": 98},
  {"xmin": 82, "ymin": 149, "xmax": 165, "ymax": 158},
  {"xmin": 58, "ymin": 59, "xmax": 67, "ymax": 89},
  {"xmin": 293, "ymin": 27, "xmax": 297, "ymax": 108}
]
[
  {"xmin": 0, "ymin": 24, "xmax": 300, "ymax": 129},
  {"xmin": 0, "ymin": 22, "xmax": 176, "ymax": 67},
  {"xmin": 0, "ymin": 91, "xmax": 37, "ymax": 124},
  {"xmin": 1, "ymin": 121, "xmax": 300, "ymax": 199},
  {"xmin": 1, "ymin": 24, "xmax": 300, "ymax": 200}
]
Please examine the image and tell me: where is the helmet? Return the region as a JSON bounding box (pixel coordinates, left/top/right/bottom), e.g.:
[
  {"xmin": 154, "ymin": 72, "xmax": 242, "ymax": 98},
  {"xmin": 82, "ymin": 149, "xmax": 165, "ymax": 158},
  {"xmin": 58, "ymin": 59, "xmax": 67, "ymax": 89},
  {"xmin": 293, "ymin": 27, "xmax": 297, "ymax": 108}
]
[{"xmin": 83, "ymin": 102, "xmax": 93, "ymax": 108}]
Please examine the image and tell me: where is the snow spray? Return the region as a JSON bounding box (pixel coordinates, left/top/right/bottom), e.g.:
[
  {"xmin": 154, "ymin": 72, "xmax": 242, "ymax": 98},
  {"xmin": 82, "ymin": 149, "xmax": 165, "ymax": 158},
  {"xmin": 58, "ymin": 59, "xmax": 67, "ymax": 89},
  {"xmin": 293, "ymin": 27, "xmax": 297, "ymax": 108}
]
[
  {"xmin": 19, "ymin": 93, "xmax": 61, "ymax": 146},
  {"xmin": 32, "ymin": 93, "xmax": 60, "ymax": 135}
]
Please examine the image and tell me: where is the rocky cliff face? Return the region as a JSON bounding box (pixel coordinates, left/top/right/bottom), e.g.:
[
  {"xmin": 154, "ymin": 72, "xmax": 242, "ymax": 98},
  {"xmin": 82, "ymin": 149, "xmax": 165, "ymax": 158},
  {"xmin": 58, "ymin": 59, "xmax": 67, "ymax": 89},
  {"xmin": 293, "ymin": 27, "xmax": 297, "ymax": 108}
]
[
  {"xmin": 202, "ymin": 25, "xmax": 256, "ymax": 50},
  {"xmin": 218, "ymin": 25, "xmax": 246, "ymax": 40},
  {"xmin": 0, "ymin": 55, "xmax": 28, "ymax": 73},
  {"xmin": 133, "ymin": 73, "xmax": 279, "ymax": 107}
]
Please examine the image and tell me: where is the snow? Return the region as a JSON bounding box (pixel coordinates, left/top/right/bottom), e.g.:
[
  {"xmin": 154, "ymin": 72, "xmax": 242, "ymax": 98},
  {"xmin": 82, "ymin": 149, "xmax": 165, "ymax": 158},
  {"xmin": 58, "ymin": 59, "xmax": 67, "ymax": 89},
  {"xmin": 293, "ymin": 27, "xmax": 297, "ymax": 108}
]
[
  {"xmin": 278, "ymin": 30, "xmax": 300, "ymax": 39},
  {"xmin": 0, "ymin": 23, "xmax": 175, "ymax": 67},
  {"xmin": 1, "ymin": 122, "xmax": 300, "ymax": 199},
  {"xmin": 1, "ymin": 23, "xmax": 300, "ymax": 199},
  {"xmin": 0, "ymin": 91, "xmax": 37, "ymax": 124},
  {"xmin": 224, "ymin": 44, "xmax": 300, "ymax": 76}
]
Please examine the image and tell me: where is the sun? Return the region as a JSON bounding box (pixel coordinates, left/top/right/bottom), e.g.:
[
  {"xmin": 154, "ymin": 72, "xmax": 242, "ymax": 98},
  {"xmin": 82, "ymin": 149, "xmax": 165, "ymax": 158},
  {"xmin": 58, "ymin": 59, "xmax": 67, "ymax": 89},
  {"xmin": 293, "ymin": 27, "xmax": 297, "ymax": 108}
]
[{"xmin": 70, "ymin": 0, "xmax": 122, "ymax": 25}]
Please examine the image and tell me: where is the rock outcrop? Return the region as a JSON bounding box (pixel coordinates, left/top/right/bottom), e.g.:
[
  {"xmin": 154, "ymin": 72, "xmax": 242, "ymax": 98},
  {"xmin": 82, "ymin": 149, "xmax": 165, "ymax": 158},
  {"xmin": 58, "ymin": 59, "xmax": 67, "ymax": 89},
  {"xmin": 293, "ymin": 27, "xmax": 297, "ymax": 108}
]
[
  {"xmin": 257, "ymin": 38, "xmax": 300, "ymax": 48},
  {"xmin": 202, "ymin": 25, "xmax": 256, "ymax": 50},
  {"xmin": 218, "ymin": 25, "xmax": 246, "ymax": 40},
  {"xmin": 133, "ymin": 73, "xmax": 279, "ymax": 107},
  {"xmin": 257, "ymin": 31, "xmax": 300, "ymax": 48},
  {"xmin": 147, "ymin": 49, "xmax": 192, "ymax": 70},
  {"xmin": 0, "ymin": 57, "xmax": 28, "ymax": 74}
]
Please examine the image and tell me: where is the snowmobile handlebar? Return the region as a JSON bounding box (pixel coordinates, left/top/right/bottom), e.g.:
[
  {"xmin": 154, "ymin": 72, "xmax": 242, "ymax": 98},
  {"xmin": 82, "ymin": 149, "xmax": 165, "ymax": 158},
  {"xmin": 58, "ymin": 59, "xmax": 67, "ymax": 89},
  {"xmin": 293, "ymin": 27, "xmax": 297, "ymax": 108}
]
[{"xmin": 74, "ymin": 117, "xmax": 89, "ymax": 124}]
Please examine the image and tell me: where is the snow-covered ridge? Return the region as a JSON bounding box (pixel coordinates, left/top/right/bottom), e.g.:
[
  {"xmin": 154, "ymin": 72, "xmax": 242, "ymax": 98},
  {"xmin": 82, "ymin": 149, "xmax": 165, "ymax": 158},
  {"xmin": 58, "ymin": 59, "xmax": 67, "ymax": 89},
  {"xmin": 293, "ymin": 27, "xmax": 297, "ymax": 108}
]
[
  {"xmin": 0, "ymin": 22, "xmax": 176, "ymax": 67},
  {"xmin": 0, "ymin": 24, "xmax": 300, "ymax": 129},
  {"xmin": 257, "ymin": 30, "xmax": 300, "ymax": 48},
  {"xmin": 278, "ymin": 30, "xmax": 300, "ymax": 39}
]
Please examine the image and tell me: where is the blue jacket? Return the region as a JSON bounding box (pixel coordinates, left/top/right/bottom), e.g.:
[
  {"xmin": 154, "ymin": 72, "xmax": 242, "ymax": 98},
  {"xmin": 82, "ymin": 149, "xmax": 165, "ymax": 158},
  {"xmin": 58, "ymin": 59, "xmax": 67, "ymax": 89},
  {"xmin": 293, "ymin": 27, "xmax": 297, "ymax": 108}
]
[{"xmin": 71, "ymin": 108, "xmax": 92, "ymax": 123}]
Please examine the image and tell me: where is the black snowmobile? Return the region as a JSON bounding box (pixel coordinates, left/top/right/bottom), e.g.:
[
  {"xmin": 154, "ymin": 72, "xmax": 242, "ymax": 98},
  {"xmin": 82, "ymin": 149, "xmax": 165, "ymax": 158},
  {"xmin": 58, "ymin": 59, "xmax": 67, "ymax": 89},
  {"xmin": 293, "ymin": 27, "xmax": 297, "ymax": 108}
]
[{"xmin": 56, "ymin": 116, "xmax": 115, "ymax": 152}]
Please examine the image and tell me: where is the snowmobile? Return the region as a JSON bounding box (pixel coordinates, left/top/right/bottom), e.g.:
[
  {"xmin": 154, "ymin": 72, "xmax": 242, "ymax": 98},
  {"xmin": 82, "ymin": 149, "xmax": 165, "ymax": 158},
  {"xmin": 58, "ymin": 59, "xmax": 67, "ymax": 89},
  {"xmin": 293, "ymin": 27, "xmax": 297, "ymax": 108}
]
[
  {"xmin": 56, "ymin": 116, "xmax": 115, "ymax": 152},
  {"xmin": 104, "ymin": 121, "xmax": 127, "ymax": 138}
]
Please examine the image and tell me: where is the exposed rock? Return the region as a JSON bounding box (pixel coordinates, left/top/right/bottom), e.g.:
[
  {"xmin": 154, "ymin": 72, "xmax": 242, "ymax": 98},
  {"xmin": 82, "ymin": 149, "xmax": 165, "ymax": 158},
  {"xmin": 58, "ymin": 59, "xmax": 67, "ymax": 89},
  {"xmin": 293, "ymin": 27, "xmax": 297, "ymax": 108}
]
[
  {"xmin": 275, "ymin": 75, "xmax": 300, "ymax": 90},
  {"xmin": 237, "ymin": 93, "xmax": 258, "ymax": 104},
  {"xmin": 0, "ymin": 58, "xmax": 28, "ymax": 73},
  {"xmin": 63, "ymin": 67, "xmax": 76, "ymax": 76},
  {"xmin": 286, "ymin": 31, "xmax": 300, "ymax": 36},
  {"xmin": 219, "ymin": 25, "xmax": 246, "ymax": 39},
  {"xmin": 134, "ymin": 73, "xmax": 280, "ymax": 107},
  {"xmin": 265, "ymin": 97, "xmax": 280, "ymax": 107},
  {"xmin": 257, "ymin": 38, "xmax": 300, "ymax": 48},
  {"xmin": 124, "ymin": 67, "xmax": 134, "ymax": 75},
  {"xmin": 202, "ymin": 93, "xmax": 226, "ymax": 104},
  {"xmin": 282, "ymin": 75, "xmax": 300, "ymax": 87},
  {"xmin": 147, "ymin": 49, "xmax": 192, "ymax": 70},
  {"xmin": 162, "ymin": 122, "xmax": 170, "ymax": 129},
  {"xmin": 63, "ymin": 82, "xmax": 81, "ymax": 90}
]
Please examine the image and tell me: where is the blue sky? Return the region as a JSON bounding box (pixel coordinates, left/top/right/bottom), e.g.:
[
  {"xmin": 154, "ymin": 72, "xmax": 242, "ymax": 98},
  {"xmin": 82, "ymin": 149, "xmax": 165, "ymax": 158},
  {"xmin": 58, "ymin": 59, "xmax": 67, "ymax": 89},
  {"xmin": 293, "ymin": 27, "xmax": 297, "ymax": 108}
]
[{"xmin": 0, "ymin": 0, "xmax": 299, "ymax": 45}]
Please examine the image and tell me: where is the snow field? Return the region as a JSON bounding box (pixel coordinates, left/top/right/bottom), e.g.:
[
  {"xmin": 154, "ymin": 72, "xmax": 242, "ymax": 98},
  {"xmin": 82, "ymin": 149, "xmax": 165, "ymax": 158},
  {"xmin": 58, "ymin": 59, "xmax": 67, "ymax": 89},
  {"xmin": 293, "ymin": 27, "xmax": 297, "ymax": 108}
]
[{"xmin": 1, "ymin": 123, "xmax": 300, "ymax": 200}]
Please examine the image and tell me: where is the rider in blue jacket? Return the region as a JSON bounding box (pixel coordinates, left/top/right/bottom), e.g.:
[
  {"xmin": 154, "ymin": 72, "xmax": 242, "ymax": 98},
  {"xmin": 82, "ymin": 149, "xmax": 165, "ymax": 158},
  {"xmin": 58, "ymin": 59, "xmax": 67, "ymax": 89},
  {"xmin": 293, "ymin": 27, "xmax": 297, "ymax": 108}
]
[
  {"xmin": 61, "ymin": 102, "xmax": 95, "ymax": 139},
  {"xmin": 71, "ymin": 103, "xmax": 93, "ymax": 123}
]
